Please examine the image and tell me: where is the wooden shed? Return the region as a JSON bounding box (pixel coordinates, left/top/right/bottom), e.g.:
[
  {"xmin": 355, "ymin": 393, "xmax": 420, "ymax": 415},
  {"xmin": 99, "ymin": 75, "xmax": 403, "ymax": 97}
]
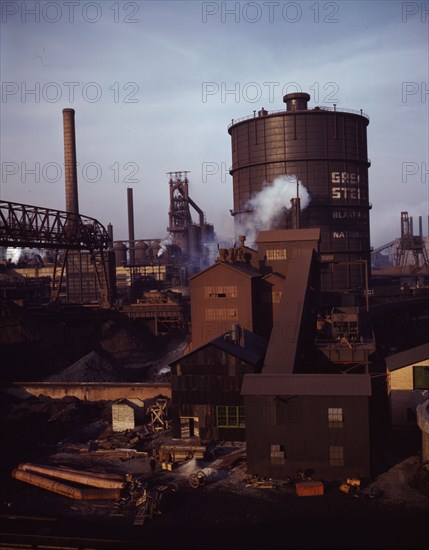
[{"xmin": 112, "ymin": 398, "xmax": 145, "ymax": 432}]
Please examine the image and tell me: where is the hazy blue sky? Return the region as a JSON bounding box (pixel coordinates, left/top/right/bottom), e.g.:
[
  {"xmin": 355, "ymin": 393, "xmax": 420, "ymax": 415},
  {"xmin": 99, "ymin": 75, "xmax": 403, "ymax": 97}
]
[{"xmin": 1, "ymin": 0, "xmax": 428, "ymax": 247}]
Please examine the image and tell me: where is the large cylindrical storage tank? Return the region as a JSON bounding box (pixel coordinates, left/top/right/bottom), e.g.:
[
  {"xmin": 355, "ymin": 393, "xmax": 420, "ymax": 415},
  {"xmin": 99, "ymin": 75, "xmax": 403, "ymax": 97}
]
[
  {"xmin": 113, "ymin": 242, "xmax": 127, "ymax": 267},
  {"xmin": 135, "ymin": 240, "xmax": 148, "ymax": 265},
  {"xmin": 228, "ymin": 92, "xmax": 371, "ymax": 292}
]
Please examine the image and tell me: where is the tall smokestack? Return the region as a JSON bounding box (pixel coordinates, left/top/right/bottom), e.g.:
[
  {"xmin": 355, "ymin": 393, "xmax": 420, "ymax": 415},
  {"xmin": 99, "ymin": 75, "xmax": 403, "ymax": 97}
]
[
  {"xmin": 62, "ymin": 108, "xmax": 79, "ymax": 217},
  {"xmin": 127, "ymin": 187, "xmax": 135, "ymax": 266}
]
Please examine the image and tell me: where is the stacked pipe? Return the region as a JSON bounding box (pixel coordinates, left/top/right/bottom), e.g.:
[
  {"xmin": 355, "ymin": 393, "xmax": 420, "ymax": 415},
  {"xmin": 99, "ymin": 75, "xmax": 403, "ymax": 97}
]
[{"xmin": 12, "ymin": 463, "xmax": 126, "ymax": 500}]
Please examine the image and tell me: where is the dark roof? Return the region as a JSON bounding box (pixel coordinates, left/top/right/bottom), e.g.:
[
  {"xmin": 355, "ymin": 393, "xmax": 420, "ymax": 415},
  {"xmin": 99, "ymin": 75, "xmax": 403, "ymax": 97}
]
[
  {"xmin": 170, "ymin": 328, "xmax": 268, "ymax": 368},
  {"xmin": 256, "ymin": 229, "xmax": 321, "ymax": 243},
  {"xmin": 211, "ymin": 329, "xmax": 268, "ymax": 365},
  {"xmin": 188, "ymin": 259, "xmax": 261, "ymax": 282},
  {"xmin": 262, "ymin": 272, "xmax": 286, "ymax": 282},
  {"xmin": 241, "ymin": 373, "xmax": 371, "ymax": 396},
  {"xmin": 385, "ymin": 343, "xmax": 429, "ymax": 372}
]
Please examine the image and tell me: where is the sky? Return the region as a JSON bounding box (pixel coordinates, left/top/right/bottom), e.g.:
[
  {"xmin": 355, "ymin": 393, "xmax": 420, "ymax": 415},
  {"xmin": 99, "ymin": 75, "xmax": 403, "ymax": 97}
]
[{"xmin": 0, "ymin": 0, "xmax": 428, "ymax": 249}]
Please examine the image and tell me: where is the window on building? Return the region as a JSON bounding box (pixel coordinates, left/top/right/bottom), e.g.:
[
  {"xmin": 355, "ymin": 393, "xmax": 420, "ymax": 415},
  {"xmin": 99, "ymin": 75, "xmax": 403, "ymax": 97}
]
[
  {"xmin": 413, "ymin": 366, "xmax": 429, "ymax": 390},
  {"xmin": 216, "ymin": 406, "xmax": 245, "ymax": 428},
  {"xmin": 270, "ymin": 444, "xmax": 286, "ymax": 464},
  {"xmin": 328, "ymin": 407, "xmax": 344, "ymax": 428},
  {"xmin": 266, "ymin": 249, "xmax": 287, "ymax": 261},
  {"xmin": 205, "ymin": 308, "xmax": 238, "ymax": 321},
  {"xmin": 204, "ymin": 285, "xmax": 238, "ymax": 299},
  {"xmin": 329, "ymin": 445, "xmax": 344, "ymax": 466},
  {"xmin": 272, "ymin": 291, "xmax": 282, "ymax": 303},
  {"xmin": 261, "ymin": 291, "xmax": 282, "ymax": 304}
]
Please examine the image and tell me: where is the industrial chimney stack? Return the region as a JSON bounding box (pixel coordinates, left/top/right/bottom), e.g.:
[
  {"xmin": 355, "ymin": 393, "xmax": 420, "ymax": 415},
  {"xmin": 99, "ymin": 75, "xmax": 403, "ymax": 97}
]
[
  {"xmin": 127, "ymin": 187, "xmax": 135, "ymax": 266},
  {"xmin": 62, "ymin": 108, "xmax": 79, "ymax": 218}
]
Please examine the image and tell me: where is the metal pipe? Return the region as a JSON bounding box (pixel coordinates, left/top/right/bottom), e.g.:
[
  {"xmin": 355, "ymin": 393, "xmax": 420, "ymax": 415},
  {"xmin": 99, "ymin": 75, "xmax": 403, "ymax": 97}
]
[
  {"xmin": 18, "ymin": 463, "xmax": 126, "ymax": 489},
  {"xmin": 290, "ymin": 197, "xmax": 300, "ymax": 229},
  {"xmin": 12, "ymin": 468, "xmax": 121, "ymax": 500}
]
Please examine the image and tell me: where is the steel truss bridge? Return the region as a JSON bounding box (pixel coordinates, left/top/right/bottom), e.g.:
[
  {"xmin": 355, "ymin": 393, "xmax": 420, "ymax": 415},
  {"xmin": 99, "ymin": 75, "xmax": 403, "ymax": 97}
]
[
  {"xmin": 0, "ymin": 201, "xmax": 112, "ymax": 306},
  {"xmin": 0, "ymin": 200, "xmax": 111, "ymax": 250}
]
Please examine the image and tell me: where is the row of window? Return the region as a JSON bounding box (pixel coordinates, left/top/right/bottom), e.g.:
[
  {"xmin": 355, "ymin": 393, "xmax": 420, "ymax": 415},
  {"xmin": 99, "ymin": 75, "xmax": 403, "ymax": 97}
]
[
  {"xmin": 266, "ymin": 249, "xmax": 287, "ymax": 260},
  {"xmin": 215, "ymin": 407, "xmax": 345, "ymax": 466},
  {"xmin": 215, "ymin": 406, "xmax": 344, "ymax": 429},
  {"xmin": 204, "ymin": 287, "xmax": 282, "ymax": 306},
  {"xmin": 204, "ymin": 285, "xmax": 238, "ymax": 299},
  {"xmin": 205, "ymin": 308, "xmax": 238, "ymax": 321},
  {"xmin": 216, "ymin": 406, "xmax": 245, "ymax": 428},
  {"xmin": 270, "ymin": 444, "xmax": 344, "ymax": 466}
]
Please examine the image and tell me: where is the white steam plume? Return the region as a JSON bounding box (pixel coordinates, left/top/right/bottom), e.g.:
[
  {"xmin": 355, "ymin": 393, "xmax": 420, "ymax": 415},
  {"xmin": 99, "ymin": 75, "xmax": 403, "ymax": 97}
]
[
  {"xmin": 157, "ymin": 234, "xmax": 173, "ymax": 258},
  {"xmin": 236, "ymin": 175, "xmax": 310, "ymax": 245}
]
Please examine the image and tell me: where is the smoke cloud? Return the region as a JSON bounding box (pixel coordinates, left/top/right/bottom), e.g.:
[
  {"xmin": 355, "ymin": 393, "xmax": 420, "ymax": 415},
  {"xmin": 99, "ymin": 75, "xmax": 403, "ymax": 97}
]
[
  {"xmin": 236, "ymin": 175, "xmax": 311, "ymax": 245},
  {"xmin": 5, "ymin": 247, "xmax": 48, "ymax": 266},
  {"xmin": 157, "ymin": 234, "xmax": 173, "ymax": 258}
]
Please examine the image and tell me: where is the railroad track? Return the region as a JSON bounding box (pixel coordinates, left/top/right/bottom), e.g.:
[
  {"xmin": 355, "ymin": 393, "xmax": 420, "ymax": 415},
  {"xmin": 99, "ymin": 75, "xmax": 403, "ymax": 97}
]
[
  {"xmin": 0, "ymin": 514, "xmax": 162, "ymax": 549},
  {"xmin": 0, "ymin": 531, "xmax": 212, "ymax": 550},
  {"xmin": 0, "ymin": 514, "xmax": 243, "ymax": 550}
]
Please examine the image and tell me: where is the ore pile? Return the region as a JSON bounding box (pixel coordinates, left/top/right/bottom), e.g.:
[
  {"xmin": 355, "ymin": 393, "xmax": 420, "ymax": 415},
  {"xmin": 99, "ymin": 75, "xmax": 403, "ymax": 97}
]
[
  {"xmin": 44, "ymin": 351, "xmax": 129, "ymax": 383},
  {"xmin": 0, "ymin": 393, "xmax": 110, "ymax": 470}
]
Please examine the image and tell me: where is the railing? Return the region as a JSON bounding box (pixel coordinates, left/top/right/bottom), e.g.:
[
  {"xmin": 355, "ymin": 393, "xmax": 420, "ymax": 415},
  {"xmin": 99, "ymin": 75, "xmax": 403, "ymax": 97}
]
[
  {"xmin": 228, "ymin": 105, "xmax": 370, "ymax": 129},
  {"xmin": 0, "ymin": 200, "xmax": 111, "ymax": 250}
]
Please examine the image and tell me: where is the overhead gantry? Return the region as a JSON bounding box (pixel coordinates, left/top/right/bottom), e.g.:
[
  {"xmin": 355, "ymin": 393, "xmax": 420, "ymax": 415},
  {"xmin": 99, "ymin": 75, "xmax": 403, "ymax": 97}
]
[{"xmin": 0, "ymin": 200, "xmax": 113, "ymax": 306}]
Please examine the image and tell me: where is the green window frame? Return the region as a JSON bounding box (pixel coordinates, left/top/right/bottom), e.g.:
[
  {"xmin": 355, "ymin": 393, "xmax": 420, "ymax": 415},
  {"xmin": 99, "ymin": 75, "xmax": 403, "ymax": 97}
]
[
  {"xmin": 216, "ymin": 405, "xmax": 245, "ymax": 428},
  {"xmin": 413, "ymin": 366, "xmax": 429, "ymax": 390}
]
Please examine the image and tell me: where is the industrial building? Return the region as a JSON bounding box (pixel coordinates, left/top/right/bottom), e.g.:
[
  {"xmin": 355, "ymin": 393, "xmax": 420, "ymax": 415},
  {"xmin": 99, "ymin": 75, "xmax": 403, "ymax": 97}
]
[
  {"xmin": 171, "ymin": 224, "xmax": 374, "ymax": 479},
  {"xmin": 170, "ymin": 91, "xmax": 428, "ymax": 480},
  {"xmin": 1, "ymin": 93, "xmax": 428, "ymax": 484}
]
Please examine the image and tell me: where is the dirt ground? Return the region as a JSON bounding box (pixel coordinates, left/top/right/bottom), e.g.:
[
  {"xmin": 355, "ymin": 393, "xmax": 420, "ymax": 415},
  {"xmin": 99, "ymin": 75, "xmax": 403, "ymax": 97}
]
[
  {"xmin": 1, "ymin": 353, "xmax": 428, "ymax": 550},
  {"xmin": 1, "ymin": 410, "xmax": 429, "ymax": 550}
]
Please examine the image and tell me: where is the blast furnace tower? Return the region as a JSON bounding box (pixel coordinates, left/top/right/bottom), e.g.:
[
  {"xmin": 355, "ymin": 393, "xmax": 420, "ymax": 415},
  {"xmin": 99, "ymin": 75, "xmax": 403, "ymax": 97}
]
[{"xmin": 228, "ymin": 92, "xmax": 371, "ymax": 292}]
